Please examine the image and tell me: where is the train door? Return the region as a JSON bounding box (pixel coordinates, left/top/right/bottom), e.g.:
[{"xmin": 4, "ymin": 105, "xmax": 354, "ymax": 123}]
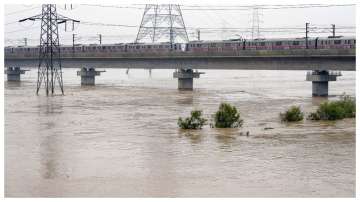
[{"xmin": 315, "ymin": 37, "xmax": 319, "ymax": 49}]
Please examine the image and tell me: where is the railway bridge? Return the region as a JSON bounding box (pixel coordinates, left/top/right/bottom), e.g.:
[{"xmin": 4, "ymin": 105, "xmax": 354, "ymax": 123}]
[{"xmin": 4, "ymin": 48, "xmax": 356, "ymax": 96}]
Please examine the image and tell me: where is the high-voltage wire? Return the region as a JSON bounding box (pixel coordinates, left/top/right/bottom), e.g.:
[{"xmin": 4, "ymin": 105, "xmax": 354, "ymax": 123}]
[
  {"xmin": 80, "ymin": 3, "xmax": 355, "ymax": 11},
  {"xmin": 80, "ymin": 21, "xmax": 138, "ymax": 28},
  {"xmin": 5, "ymin": 6, "xmax": 41, "ymax": 16},
  {"xmin": 73, "ymin": 20, "xmax": 355, "ymax": 31}
]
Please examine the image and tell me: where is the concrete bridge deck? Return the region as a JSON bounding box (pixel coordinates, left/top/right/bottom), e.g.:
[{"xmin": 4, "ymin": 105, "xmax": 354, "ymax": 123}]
[{"xmin": 5, "ymin": 49, "xmax": 356, "ymax": 71}]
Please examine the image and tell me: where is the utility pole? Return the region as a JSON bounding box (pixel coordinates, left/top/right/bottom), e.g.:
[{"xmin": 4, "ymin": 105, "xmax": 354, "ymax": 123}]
[
  {"xmin": 332, "ymin": 24, "xmax": 336, "ymax": 37},
  {"xmin": 169, "ymin": 5, "xmax": 174, "ymax": 47},
  {"xmin": 72, "ymin": 33, "xmax": 76, "ymax": 54},
  {"xmin": 24, "ymin": 38, "xmax": 27, "ymax": 46},
  {"xmin": 197, "ymin": 29, "xmax": 200, "ymax": 41},
  {"xmin": 98, "ymin": 34, "xmax": 102, "ymax": 45},
  {"xmin": 305, "ymin": 22, "xmax": 309, "ymax": 49}
]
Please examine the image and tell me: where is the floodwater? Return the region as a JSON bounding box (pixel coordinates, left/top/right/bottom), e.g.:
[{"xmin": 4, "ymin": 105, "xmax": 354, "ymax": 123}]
[{"xmin": 5, "ymin": 68, "xmax": 356, "ymax": 197}]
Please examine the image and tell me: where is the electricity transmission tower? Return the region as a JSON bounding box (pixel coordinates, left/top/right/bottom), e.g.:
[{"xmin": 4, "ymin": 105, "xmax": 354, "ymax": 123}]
[
  {"xmin": 19, "ymin": 4, "xmax": 79, "ymax": 95},
  {"xmin": 135, "ymin": 4, "xmax": 189, "ymax": 45},
  {"xmin": 251, "ymin": 6, "xmax": 262, "ymax": 39}
]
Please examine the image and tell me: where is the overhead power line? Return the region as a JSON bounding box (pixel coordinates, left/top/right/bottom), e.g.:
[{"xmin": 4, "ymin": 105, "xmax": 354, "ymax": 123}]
[
  {"xmin": 80, "ymin": 4, "xmax": 144, "ymax": 9},
  {"xmin": 5, "ymin": 6, "xmax": 41, "ymax": 16},
  {"xmin": 76, "ymin": 20, "xmax": 355, "ymax": 31},
  {"xmin": 80, "ymin": 21, "xmax": 138, "ymax": 28},
  {"xmin": 180, "ymin": 4, "xmax": 355, "ymax": 10},
  {"xmin": 5, "ymin": 26, "xmax": 40, "ymax": 34},
  {"xmin": 80, "ymin": 4, "xmax": 355, "ymax": 11}
]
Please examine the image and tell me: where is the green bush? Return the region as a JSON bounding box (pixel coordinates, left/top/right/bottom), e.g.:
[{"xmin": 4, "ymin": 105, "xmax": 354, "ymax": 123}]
[
  {"xmin": 214, "ymin": 103, "xmax": 243, "ymax": 128},
  {"xmin": 178, "ymin": 110, "xmax": 207, "ymax": 129},
  {"xmin": 308, "ymin": 95, "xmax": 356, "ymax": 120},
  {"xmin": 280, "ymin": 106, "xmax": 304, "ymax": 122}
]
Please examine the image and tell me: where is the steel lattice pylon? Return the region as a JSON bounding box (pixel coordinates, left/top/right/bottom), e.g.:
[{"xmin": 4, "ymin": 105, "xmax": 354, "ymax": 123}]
[
  {"xmin": 251, "ymin": 6, "xmax": 262, "ymax": 40},
  {"xmin": 135, "ymin": 4, "xmax": 189, "ymax": 44},
  {"xmin": 19, "ymin": 4, "xmax": 79, "ymax": 95}
]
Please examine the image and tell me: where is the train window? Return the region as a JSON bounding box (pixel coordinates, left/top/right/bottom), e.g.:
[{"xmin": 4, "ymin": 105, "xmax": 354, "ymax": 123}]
[
  {"xmin": 210, "ymin": 43, "xmax": 216, "ymax": 47},
  {"xmin": 354, "ymin": 40, "xmax": 356, "ymax": 44},
  {"xmin": 260, "ymin": 42, "xmax": 265, "ymax": 46},
  {"xmin": 292, "ymin": 41, "xmax": 300, "ymax": 45},
  {"xmin": 197, "ymin": 44, "xmax": 202, "ymax": 47},
  {"xmin": 334, "ymin": 40, "xmax": 341, "ymax": 44},
  {"xmin": 136, "ymin": 46, "xmax": 140, "ymax": 49},
  {"xmin": 275, "ymin": 41, "xmax": 282, "ymax": 46},
  {"xmin": 225, "ymin": 43, "xmax": 231, "ymax": 47},
  {"xmin": 147, "ymin": 45, "xmax": 151, "ymax": 49}
]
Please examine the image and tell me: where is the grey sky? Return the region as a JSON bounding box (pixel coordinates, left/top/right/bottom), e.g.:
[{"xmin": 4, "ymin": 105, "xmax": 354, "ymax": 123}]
[{"xmin": 4, "ymin": 3, "xmax": 356, "ymax": 46}]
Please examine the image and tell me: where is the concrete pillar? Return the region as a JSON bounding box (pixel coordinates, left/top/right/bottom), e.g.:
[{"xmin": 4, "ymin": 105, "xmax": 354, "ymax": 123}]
[
  {"xmin": 173, "ymin": 68, "xmax": 204, "ymax": 90},
  {"xmin": 306, "ymin": 70, "xmax": 341, "ymax": 96},
  {"xmin": 5, "ymin": 67, "xmax": 28, "ymax": 81},
  {"xmin": 77, "ymin": 67, "xmax": 105, "ymax": 85}
]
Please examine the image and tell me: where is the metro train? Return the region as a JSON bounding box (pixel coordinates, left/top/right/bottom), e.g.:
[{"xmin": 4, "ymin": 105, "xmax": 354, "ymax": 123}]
[{"xmin": 5, "ymin": 36, "xmax": 356, "ymax": 58}]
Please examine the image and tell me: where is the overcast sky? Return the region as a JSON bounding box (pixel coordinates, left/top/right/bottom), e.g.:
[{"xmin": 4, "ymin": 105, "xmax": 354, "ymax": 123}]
[{"xmin": 4, "ymin": 2, "xmax": 356, "ymax": 46}]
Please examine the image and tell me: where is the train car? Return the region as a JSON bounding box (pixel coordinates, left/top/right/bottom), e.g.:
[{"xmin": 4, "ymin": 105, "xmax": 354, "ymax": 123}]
[
  {"xmin": 317, "ymin": 36, "xmax": 356, "ymax": 49},
  {"xmin": 187, "ymin": 40, "xmax": 242, "ymax": 54},
  {"xmin": 245, "ymin": 38, "xmax": 316, "ymax": 50}
]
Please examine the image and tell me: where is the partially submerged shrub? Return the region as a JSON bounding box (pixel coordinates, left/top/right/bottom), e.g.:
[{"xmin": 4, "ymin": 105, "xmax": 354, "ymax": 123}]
[
  {"xmin": 178, "ymin": 110, "xmax": 207, "ymax": 129},
  {"xmin": 214, "ymin": 103, "xmax": 243, "ymax": 128},
  {"xmin": 308, "ymin": 95, "xmax": 356, "ymax": 120},
  {"xmin": 280, "ymin": 106, "xmax": 304, "ymax": 122}
]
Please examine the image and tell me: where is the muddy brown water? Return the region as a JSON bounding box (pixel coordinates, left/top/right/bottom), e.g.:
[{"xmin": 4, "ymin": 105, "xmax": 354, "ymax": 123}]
[{"xmin": 5, "ymin": 69, "xmax": 355, "ymax": 197}]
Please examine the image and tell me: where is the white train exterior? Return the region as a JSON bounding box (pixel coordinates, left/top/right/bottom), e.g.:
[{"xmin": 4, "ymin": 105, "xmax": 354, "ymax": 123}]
[{"xmin": 5, "ymin": 36, "xmax": 356, "ymax": 58}]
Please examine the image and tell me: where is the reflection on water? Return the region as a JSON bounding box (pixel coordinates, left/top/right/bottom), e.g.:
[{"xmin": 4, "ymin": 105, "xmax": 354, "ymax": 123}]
[
  {"xmin": 5, "ymin": 69, "xmax": 355, "ymax": 197},
  {"xmin": 39, "ymin": 98, "xmax": 63, "ymax": 180}
]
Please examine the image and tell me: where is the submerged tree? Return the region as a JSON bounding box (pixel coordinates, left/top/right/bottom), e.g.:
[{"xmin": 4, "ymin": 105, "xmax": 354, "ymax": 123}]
[
  {"xmin": 280, "ymin": 106, "xmax": 304, "ymax": 122},
  {"xmin": 308, "ymin": 95, "xmax": 356, "ymax": 121},
  {"xmin": 214, "ymin": 103, "xmax": 243, "ymax": 128},
  {"xmin": 178, "ymin": 110, "xmax": 207, "ymax": 129}
]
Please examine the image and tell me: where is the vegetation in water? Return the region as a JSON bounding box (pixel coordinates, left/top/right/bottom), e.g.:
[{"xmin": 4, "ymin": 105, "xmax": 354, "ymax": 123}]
[
  {"xmin": 178, "ymin": 110, "xmax": 207, "ymax": 129},
  {"xmin": 280, "ymin": 106, "xmax": 304, "ymax": 122},
  {"xmin": 308, "ymin": 95, "xmax": 356, "ymax": 120},
  {"xmin": 214, "ymin": 103, "xmax": 243, "ymax": 128}
]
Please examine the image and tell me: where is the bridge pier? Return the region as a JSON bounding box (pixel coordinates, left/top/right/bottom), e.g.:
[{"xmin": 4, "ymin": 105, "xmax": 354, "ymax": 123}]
[
  {"xmin": 173, "ymin": 68, "xmax": 204, "ymax": 90},
  {"xmin": 306, "ymin": 70, "xmax": 341, "ymax": 96},
  {"xmin": 77, "ymin": 67, "xmax": 105, "ymax": 85},
  {"xmin": 5, "ymin": 67, "xmax": 28, "ymax": 81}
]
